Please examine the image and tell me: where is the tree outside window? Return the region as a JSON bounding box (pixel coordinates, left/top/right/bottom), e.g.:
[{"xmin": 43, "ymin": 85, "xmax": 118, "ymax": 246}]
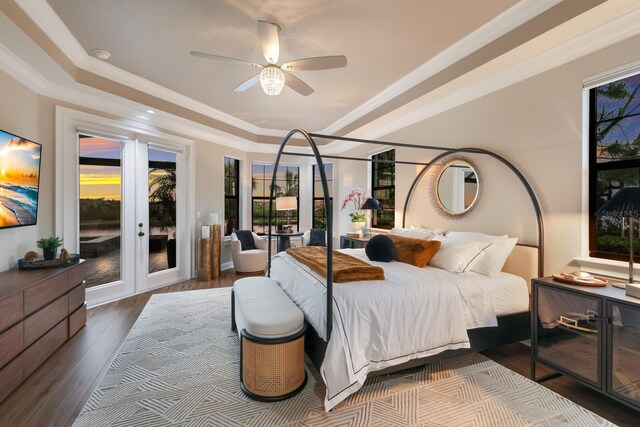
[{"xmin": 590, "ymin": 73, "xmax": 640, "ymax": 260}]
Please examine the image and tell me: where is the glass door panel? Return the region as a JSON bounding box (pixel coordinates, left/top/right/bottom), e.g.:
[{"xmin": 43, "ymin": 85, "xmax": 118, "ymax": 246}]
[
  {"xmin": 536, "ymin": 285, "xmax": 602, "ymax": 387},
  {"xmin": 609, "ymin": 301, "xmax": 640, "ymax": 405},
  {"xmin": 78, "ymin": 135, "xmax": 123, "ymax": 288},
  {"xmin": 148, "ymin": 148, "xmax": 177, "ymax": 274}
]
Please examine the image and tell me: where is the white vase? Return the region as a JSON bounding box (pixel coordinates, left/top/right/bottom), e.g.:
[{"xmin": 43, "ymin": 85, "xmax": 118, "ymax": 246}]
[{"xmin": 352, "ymin": 221, "xmax": 366, "ymax": 234}]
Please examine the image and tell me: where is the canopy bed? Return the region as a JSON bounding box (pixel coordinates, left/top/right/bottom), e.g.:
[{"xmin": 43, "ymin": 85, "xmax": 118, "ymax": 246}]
[{"xmin": 264, "ymin": 129, "xmax": 544, "ymax": 410}]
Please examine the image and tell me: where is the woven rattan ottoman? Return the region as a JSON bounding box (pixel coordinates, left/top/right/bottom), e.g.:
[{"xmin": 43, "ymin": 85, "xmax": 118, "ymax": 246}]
[{"xmin": 232, "ymin": 277, "xmax": 307, "ymax": 401}]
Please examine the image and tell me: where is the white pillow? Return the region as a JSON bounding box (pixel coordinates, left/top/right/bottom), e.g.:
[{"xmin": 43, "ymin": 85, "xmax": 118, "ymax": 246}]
[
  {"xmin": 390, "ymin": 227, "xmax": 441, "ymax": 240},
  {"xmin": 446, "ymin": 231, "xmax": 517, "ymax": 276},
  {"xmin": 428, "ymin": 237, "xmax": 492, "ymax": 274}
]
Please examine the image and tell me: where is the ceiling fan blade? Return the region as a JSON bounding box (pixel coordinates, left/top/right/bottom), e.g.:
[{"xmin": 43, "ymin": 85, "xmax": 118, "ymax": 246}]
[
  {"xmin": 257, "ymin": 20, "xmax": 280, "ymax": 64},
  {"xmin": 281, "ymin": 55, "xmax": 347, "ymax": 71},
  {"xmin": 190, "ymin": 51, "xmax": 263, "ymax": 68},
  {"xmin": 284, "ymin": 72, "xmax": 314, "ymax": 96},
  {"xmin": 234, "ymin": 74, "xmax": 260, "ymax": 92}
]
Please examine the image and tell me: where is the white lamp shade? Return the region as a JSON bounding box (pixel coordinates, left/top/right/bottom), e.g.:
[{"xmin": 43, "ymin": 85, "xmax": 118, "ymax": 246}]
[{"xmin": 276, "ymin": 196, "xmax": 297, "ymax": 211}]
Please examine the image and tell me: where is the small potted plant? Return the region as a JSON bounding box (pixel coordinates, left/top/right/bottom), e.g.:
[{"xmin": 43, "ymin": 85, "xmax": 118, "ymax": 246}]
[{"xmin": 36, "ymin": 236, "xmax": 63, "ymax": 261}]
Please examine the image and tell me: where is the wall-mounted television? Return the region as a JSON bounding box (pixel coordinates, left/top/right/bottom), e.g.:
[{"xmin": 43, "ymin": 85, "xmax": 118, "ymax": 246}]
[{"xmin": 0, "ymin": 129, "xmax": 42, "ymax": 229}]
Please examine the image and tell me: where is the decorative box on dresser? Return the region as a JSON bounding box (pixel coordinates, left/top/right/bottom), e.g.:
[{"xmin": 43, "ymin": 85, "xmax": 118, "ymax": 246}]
[
  {"xmin": 532, "ymin": 276, "xmax": 640, "ymax": 412},
  {"xmin": 0, "ymin": 261, "xmax": 86, "ymax": 402}
]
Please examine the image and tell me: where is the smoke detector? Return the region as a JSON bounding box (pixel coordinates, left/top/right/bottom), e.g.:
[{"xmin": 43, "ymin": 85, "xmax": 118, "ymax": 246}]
[{"xmin": 94, "ymin": 49, "xmax": 111, "ymax": 60}]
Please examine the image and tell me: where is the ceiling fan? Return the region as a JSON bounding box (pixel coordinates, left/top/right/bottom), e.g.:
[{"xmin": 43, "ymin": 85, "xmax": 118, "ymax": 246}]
[{"xmin": 190, "ymin": 20, "xmax": 347, "ymax": 96}]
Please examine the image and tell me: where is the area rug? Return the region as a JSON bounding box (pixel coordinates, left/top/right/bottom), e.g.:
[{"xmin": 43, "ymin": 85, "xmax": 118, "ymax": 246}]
[{"xmin": 74, "ymin": 288, "xmax": 615, "ymax": 427}]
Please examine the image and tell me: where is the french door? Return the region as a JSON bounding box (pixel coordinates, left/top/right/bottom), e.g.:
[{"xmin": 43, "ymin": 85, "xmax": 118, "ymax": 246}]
[{"xmin": 77, "ymin": 133, "xmax": 190, "ymax": 305}]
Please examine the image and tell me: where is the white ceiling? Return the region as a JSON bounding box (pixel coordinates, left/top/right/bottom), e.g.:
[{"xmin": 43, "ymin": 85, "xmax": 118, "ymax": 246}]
[{"xmin": 45, "ymin": 0, "xmax": 518, "ymax": 132}]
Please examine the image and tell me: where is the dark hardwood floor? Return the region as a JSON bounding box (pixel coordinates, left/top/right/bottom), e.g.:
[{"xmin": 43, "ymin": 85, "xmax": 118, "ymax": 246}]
[{"xmin": 0, "ymin": 270, "xmax": 636, "ymax": 426}]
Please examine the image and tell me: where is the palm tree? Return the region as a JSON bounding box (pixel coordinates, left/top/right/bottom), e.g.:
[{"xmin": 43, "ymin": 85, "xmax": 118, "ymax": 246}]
[{"xmin": 149, "ymin": 168, "xmax": 176, "ymax": 232}]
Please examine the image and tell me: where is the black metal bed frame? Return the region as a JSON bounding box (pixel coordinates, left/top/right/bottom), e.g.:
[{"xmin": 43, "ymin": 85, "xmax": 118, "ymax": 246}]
[{"xmin": 266, "ymin": 129, "xmax": 544, "ymax": 356}]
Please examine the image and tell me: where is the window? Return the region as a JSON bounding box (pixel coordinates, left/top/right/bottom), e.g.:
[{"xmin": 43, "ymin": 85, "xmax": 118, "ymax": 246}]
[
  {"xmin": 371, "ymin": 149, "xmax": 395, "ymax": 229},
  {"xmin": 590, "ymin": 72, "xmax": 640, "ymax": 261},
  {"xmin": 252, "ymin": 163, "xmax": 299, "ymax": 234},
  {"xmin": 224, "ymin": 157, "xmax": 240, "ymax": 236},
  {"xmin": 312, "ymin": 164, "xmax": 333, "ymax": 229}
]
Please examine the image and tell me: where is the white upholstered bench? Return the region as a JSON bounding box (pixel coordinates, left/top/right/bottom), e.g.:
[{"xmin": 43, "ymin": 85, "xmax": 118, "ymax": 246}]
[{"xmin": 231, "ymin": 276, "xmax": 307, "ymax": 401}]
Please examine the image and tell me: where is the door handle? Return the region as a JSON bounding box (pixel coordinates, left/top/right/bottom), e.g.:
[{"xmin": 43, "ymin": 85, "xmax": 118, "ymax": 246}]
[{"xmin": 138, "ymin": 231, "xmax": 145, "ymax": 237}]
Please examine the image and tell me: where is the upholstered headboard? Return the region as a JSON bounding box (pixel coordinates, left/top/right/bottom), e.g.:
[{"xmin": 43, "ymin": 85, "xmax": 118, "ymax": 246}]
[{"xmin": 502, "ymin": 244, "xmax": 538, "ymax": 294}]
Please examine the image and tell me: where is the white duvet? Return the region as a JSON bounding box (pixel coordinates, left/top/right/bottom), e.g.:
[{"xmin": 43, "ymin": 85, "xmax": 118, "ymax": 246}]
[{"xmin": 270, "ymin": 249, "xmax": 498, "ymax": 410}]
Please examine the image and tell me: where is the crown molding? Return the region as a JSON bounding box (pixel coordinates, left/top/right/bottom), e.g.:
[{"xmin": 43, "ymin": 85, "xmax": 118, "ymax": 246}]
[
  {"xmin": 13, "ymin": 0, "xmax": 559, "ymax": 141},
  {"xmin": 324, "ymin": 0, "xmax": 640, "ymax": 152},
  {"xmin": 0, "ymin": 39, "xmax": 285, "ymax": 153},
  {"xmin": 12, "ymin": 0, "xmax": 287, "ymax": 140},
  {"xmin": 319, "ymin": 0, "xmax": 562, "ymax": 135},
  {"xmin": 0, "ymin": 41, "xmax": 47, "ymax": 93}
]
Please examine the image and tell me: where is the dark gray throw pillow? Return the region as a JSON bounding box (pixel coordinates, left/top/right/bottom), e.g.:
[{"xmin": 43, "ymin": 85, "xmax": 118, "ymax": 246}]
[
  {"xmin": 365, "ymin": 234, "xmax": 396, "ymax": 262},
  {"xmin": 234, "ymin": 230, "xmax": 257, "ymax": 251},
  {"xmin": 308, "ymin": 229, "xmax": 326, "ymax": 247}
]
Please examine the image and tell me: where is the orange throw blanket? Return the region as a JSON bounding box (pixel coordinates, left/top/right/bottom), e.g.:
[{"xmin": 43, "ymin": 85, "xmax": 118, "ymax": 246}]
[{"xmin": 286, "ymin": 246, "xmax": 385, "ymax": 282}]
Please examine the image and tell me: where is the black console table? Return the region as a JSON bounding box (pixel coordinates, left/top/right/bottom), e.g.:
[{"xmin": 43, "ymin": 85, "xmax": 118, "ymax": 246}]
[{"xmin": 532, "ymin": 276, "xmax": 640, "ymax": 412}]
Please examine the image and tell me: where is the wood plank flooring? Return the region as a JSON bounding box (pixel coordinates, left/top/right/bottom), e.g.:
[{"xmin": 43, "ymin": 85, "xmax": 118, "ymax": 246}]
[{"xmin": 0, "ymin": 270, "xmax": 637, "ymax": 426}]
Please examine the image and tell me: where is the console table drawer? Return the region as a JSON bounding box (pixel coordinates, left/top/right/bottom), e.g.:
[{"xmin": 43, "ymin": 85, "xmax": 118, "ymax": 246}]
[
  {"xmin": 68, "ymin": 264, "xmax": 85, "ymax": 290},
  {"xmin": 69, "ymin": 303, "xmax": 87, "ymax": 338},
  {"xmin": 24, "ymin": 294, "xmax": 68, "ymax": 347},
  {"xmin": 24, "ymin": 272, "xmax": 68, "ymax": 316},
  {"xmin": 23, "ymin": 319, "xmax": 67, "ymax": 378},
  {"xmin": 68, "ymin": 283, "xmax": 85, "ymax": 314},
  {"xmin": 0, "ymin": 292, "xmax": 23, "ymax": 333},
  {"xmin": 0, "ymin": 355, "xmax": 23, "ymax": 403},
  {"xmin": 0, "ymin": 322, "xmax": 23, "ymax": 369}
]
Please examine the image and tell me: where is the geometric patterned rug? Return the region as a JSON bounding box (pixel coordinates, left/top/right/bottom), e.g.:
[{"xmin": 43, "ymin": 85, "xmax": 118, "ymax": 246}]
[{"xmin": 73, "ymin": 288, "xmax": 616, "ymax": 427}]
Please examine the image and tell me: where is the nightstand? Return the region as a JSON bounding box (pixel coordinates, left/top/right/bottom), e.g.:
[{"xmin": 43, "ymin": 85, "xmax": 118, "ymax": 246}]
[
  {"xmin": 339, "ymin": 235, "xmax": 370, "ymax": 249},
  {"xmin": 532, "ymin": 277, "xmax": 640, "ymax": 412}
]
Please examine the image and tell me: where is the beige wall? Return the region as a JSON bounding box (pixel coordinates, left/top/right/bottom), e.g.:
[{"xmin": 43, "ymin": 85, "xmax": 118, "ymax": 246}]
[
  {"xmin": 0, "ymin": 70, "xmax": 54, "ymax": 271},
  {"xmin": 338, "ymin": 33, "xmax": 640, "ymax": 275}
]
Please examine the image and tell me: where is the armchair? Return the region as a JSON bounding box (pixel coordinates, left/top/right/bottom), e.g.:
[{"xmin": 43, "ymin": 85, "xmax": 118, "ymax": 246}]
[{"xmin": 230, "ymin": 231, "xmax": 268, "ymax": 273}]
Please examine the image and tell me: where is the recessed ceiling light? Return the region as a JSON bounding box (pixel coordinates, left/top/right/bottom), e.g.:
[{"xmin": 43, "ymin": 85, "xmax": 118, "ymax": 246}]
[
  {"xmin": 146, "ymin": 109, "xmax": 155, "ymax": 114},
  {"xmin": 94, "ymin": 49, "xmax": 111, "ymax": 60}
]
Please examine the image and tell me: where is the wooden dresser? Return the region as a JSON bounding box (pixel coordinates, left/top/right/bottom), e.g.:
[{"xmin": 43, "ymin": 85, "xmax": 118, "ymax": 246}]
[{"xmin": 0, "ymin": 262, "xmax": 86, "ymax": 402}]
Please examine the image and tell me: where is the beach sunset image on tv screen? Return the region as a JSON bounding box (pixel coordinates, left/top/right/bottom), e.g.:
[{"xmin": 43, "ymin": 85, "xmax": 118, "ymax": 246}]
[{"xmin": 0, "ymin": 129, "xmax": 42, "ymax": 228}]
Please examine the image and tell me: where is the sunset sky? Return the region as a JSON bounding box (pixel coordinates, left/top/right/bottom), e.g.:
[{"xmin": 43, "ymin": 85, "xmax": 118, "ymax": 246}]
[
  {"xmin": 0, "ymin": 130, "xmax": 41, "ymax": 186},
  {"xmin": 79, "ymin": 136, "xmax": 175, "ymax": 200}
]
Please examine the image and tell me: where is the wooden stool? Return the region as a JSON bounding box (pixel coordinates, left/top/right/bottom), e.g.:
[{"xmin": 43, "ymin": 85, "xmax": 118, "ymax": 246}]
[{"xmin": 232, "ymin": 277, "xmax": 307, "ymax": 401}]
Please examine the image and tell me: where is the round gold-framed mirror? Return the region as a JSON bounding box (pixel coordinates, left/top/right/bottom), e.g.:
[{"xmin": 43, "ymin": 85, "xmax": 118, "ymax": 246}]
[{"xmin": 431, "ymin": 157, "xmax": 479, "ymax": 218}]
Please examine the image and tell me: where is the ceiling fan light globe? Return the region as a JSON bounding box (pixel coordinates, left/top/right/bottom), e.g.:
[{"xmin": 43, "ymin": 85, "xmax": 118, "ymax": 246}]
[{"xmin": 260, "ymin": 66, "xmax": 285, "ymax": 96}]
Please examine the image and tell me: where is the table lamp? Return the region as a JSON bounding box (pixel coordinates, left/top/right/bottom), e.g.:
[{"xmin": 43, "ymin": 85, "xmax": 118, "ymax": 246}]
[
  {"xmin": 595, "ymin": 187, "xmax": 640, "ymax": 298},
  {"xmin": 275, "ymin": 196, "xmax": 297, "ymax": 233},
  {"xmin": 360, "ymin": 197, "xmax": 381, "ymax": 237}
]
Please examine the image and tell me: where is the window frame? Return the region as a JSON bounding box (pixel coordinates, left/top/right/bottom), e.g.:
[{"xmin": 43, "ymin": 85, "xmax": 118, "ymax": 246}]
[
  {"xmin": 223, "ymin": 156, "xmax": 240, "ymax": 236},
  {"xmin": 370, "ymin": 148, "xmax": 395, "ymax": 230},
  {"xmin": 588, "ymin": 72, "xmax": 640, "ymax": 262},
  {"xmin": 251, "ymin": 162, "xmax": 300, "ymax": 234},
  {"xmin": 311, "ymin": 163, "xmax": 333, "ymax": 229}
]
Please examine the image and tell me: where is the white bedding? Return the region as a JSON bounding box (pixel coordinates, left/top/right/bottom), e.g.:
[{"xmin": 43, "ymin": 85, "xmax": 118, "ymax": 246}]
[{"xmin": 270, "ymin": 248, "xmax": 526, "ymax": 410}]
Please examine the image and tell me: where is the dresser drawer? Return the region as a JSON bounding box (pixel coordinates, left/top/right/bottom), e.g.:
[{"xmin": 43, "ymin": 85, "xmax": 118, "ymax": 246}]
[
  {"xmin": 69, "ymin": 303, "xmax": 87, "ymax": 338},
  {"xmin": 0, "ymin": 354, "xmax": 23, "ymax": 402},
  {"xmin": 0, "ymin": 322, "xmax": 23, "ymax": 369},
  {"xmin": 24, "ymin": 294, "xmax": 68, "ymax": 347},
  {"xmin": 0, "ymin": 292, "xmax": 23, "ymax": 333},
  {"xmin": 68, "ymin": 264, "xmax": 85, "ymax": 290},
  {"xmin": 24, "ymin": 272, "xmax": 68, "ymax": 316},
  {"xmin": 68, "ymin": 283, "xmax": 85, "ymax": 314},
  {"xmin": 23, "ymin": 319, "xmax": 67, "ymax": 379}
]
